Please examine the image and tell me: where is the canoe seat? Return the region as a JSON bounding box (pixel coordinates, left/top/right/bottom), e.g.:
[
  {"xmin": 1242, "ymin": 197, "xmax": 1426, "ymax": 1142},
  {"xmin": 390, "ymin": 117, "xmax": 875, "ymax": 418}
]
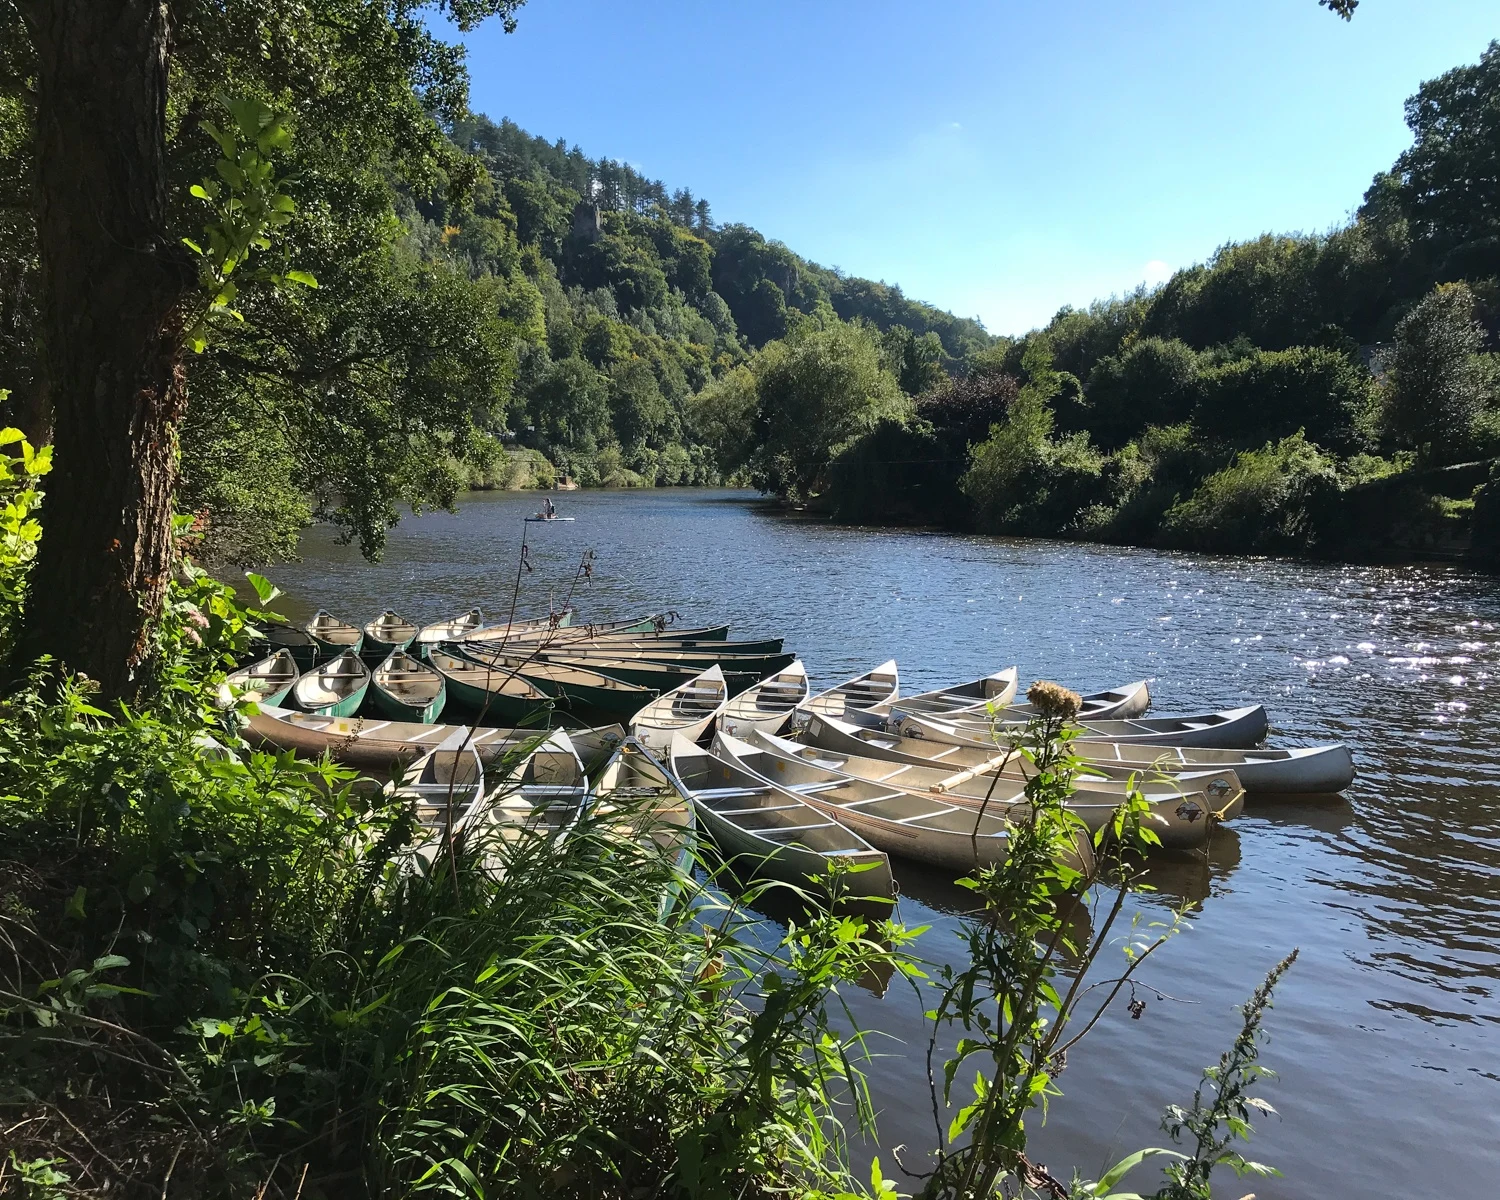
[
  {"xmin": 694, "ymin": 785, "xmax": 773, "ymax": 798},
  {"xmin": 785, "ymin": 780, "xmax": 848, "ymax": 796},
  {"xmin": 715, "ymin": 803, "xmax": 810, "ymax": 816},
  {"xmin": 758, "ymin": 821, "xmax": 839, "ymax": 836}
]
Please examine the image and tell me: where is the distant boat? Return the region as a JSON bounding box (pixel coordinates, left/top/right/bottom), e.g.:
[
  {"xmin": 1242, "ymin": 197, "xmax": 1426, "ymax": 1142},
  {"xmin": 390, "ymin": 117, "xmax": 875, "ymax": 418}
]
[
  {"xmin": 525, "ymin": 513, "xmax": 575, "ymax": 523},
  {"xmin": 247, "ymin": 704, "xmax": 624, "ymax": 771}
]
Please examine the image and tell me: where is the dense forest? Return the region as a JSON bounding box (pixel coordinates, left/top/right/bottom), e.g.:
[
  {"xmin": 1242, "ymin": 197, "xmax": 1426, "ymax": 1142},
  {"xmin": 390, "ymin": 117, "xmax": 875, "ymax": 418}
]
[{"xmin": 7, "ymin": 33, "xmax": 1494, "ymax": 569}]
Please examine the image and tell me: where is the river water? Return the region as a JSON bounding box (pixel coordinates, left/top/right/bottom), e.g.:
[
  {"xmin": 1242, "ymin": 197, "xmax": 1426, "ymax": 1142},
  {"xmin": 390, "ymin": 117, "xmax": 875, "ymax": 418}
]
[{"xmin": 269, "ymin": 487, "xmax": 1499, "ymax": 1198}]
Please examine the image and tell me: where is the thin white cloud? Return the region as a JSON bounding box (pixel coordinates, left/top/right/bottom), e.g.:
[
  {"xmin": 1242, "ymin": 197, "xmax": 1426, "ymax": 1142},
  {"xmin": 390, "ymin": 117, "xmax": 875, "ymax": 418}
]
[{"xmin": 1142, "ymin": 259, "xmax": 1173, "ymax": 286}]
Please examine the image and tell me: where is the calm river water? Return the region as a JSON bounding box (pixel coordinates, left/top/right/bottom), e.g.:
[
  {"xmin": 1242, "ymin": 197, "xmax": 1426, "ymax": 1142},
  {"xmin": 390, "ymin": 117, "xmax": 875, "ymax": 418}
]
[{"xmin": 270, "ymin": 487, "xmax": 1499, "ymax": 1198}]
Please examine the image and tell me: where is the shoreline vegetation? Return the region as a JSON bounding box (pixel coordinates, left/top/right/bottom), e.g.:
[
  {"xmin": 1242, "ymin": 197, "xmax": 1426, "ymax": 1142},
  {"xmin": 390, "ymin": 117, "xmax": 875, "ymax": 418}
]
[{"xmin": 420, "ymin": 42, "xmax": 1500, "ymax": 571}]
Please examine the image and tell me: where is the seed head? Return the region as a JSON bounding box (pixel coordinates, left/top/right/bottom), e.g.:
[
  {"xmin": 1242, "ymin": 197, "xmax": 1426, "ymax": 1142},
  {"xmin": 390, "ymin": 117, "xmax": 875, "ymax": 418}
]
[{"xmin": 1026, "ymin": 680, "xmax": 1081, "ymax": 720}]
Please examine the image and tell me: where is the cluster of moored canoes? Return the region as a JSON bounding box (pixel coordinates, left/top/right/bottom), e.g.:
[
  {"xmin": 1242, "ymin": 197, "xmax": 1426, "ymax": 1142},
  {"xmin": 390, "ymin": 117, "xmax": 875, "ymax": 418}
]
[{"xmin": 232, "ymin": 608, "xmax": 1356, "ymax": 902}]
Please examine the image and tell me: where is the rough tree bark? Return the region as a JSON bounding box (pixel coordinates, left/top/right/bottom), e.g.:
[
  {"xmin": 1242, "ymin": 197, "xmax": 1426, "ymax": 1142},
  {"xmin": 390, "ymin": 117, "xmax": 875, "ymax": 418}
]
[{"xmin": 13, "ymin": 0, "xmax": 195, "ymax": 697}]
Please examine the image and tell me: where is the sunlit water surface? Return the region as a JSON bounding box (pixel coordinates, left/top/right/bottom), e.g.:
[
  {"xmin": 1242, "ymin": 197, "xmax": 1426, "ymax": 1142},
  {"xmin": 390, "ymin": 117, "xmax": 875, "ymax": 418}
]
[{"xmin": 271, "ymin": 488, "xmax": 1500, "ymax": 1198}]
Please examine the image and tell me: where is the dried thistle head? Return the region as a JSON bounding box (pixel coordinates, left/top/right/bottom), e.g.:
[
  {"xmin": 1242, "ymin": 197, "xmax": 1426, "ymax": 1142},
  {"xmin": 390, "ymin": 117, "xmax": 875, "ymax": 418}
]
[{"xmin": 1026, "ymin": 680, "xmax": 1082, "ymax": 720}]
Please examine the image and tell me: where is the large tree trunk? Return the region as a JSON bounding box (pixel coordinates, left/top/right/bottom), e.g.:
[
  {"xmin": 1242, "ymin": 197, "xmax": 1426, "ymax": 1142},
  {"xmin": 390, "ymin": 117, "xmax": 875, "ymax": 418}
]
[{"xmin": 13, "ymin": 0, "xmax": 194, "ymax": 698}]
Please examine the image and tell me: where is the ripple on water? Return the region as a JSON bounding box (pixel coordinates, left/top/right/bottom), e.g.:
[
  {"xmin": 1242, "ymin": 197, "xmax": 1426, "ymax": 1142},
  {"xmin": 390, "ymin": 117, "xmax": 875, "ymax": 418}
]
[{"xmin": 268, "ymin": 491, "xmax": 1500, "ymax": 1199}]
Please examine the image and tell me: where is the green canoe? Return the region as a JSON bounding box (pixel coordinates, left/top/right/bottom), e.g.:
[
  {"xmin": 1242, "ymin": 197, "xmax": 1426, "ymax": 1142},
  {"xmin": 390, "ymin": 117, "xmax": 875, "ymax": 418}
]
[
  {"xmin": 291, "ymin": 649, "xmax": 371, "ymax": 718},
  {"xmin": 546, "ymin": 654, "xmax": 761, "ymax": 696},
  {"xmin": 461, "ymin": 646, "xmax": 658, "ymax": 715},
  {"xmin": 428, "ymin": 648, "xmax": 556, "ymax": 726},
  {"xmin": 364, "ymin": 610, "xmax": 419, "ymax": 654},
  {"xmin": 305, "ymin": 610, "xmax": 365, "ymax": 657},
  {"xmin": 227, "ymin": 649, "xmax": 300, "ymax": 707},
  {"xmin": 371, "ymin": 649, "xmax": 447, "ymax": 723}
]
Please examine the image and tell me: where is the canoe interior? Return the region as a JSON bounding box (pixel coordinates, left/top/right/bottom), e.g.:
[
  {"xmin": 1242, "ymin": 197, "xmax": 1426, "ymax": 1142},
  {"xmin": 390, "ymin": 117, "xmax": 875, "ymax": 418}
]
[
  {"xmin": 293, "ymin": 651, "xmax": 370, "ymax": 711},
  {"xmin": 365, "ymin": 610, "xmax": 419, "ymax": 647}
]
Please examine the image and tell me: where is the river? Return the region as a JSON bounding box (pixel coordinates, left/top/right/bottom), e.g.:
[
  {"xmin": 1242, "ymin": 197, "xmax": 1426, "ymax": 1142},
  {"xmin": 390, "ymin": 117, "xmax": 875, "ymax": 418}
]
[{"xmin": 268, "ymin": 486, "xmax": 1498, "ymax": 1198}]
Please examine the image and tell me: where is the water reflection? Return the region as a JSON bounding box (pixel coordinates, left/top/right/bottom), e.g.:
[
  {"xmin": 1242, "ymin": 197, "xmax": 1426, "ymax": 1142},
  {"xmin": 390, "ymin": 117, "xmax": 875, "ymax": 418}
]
[{"xmin": 268, "ymin": 489, "xmax": 1500, "ymax": 1197}]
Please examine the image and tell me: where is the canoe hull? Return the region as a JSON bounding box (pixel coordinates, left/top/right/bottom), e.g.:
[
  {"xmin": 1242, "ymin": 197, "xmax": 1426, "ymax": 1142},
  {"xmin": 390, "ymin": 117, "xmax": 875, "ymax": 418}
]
[{"xmin": 371, "ymin": 683, "xmax": 446, "ymax": 725}]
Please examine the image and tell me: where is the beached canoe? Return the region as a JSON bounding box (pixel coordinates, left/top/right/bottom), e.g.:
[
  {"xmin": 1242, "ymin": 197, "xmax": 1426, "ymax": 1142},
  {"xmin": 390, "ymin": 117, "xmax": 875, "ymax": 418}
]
[
  {"xmin": 371, "ymin": 650, "xmax": 447, "ymax": 724},
  {"xmin": 591, "ymin": 738, "xmax": 697, "ymax": 916},
  {"xmin": 251, "ymin": 624, "xmax": 320, "ymax": 670},
  {"xmin": 463, "ymin": 613, "xmax": 692, "ymax": 646},
  {"xmin": 364, "ymin": 610, "xmax": 419, "ymax": 653},
  {"xmin": 802, "ymin": 712, "xmax": 1246, "ymax": 802},
  {"xmin": 714, "ymin": 731, "xmax": 1078, "ymax": 872},
  {"xmin": 797, "ymin": 660, "xmax": 900, "ymax": 725},
  {"xmin": 869, "ymin": 667, "xmax": 1018, "ymax": 719},
  {"xmin": 305, "ymin": 610, "xmax": 364, "ymax": 656},
  {"xmin": 291, "ymin": 649, "xmax": 371, "ymax": 717},
  {"xmin": 503, "ymin": 634, "xmax": 784, "ymax": 658},
  {"xmin": 545, "ymin": 654, "xmax": 761, "ymax": 697},
  {"xmin": 460, "ymin": 645, "xmax": 659, "ymax": 714},
  {"xmin": 894, "ymin": 680, "xmax": 1152, "ymax": 728},
  {"xmin": 465, "ymin": 732, "xmax": 591, "ymax": 863},
  {"xmin": 415, "ymin": 608, "xmax": 485, "ymax": 651},
  {"xmin": 246, "ymin": 704, "xmax": 624, "ymax": 771},
  {"xmin": 428, "ymin": 648, "xmax": 555, "ymax": 726},
  {"xmin": 752, "ymin": 727, "xmax": 1237, "ymax": 850},
  {"xmin": 1071, "ymin": 740, "xmax": 1355, "ymax": 794},
  {"xmin": 526, "ymin": 644, "xmax": 795, "ymax": 676},
  {"xmin": 228, "ymin": 649, "xmax": 300, "ymax": 707},
  {"xmin": 720, "ymin": 661, "xmax": 809, "ymax": 737},
  {"xmin": 892, "ymin": 705, "xmax": 1269, "ymax": 751},
  {"xmin": 631, "ymin": 665, "xmax": 729, "ymax": 753},
  {"xmin": 669, "ymin": 733, "xmax": 894, "ymax": 900},
  {"xmin": 389, "ymin": 745, "xmax": 488, "ymax": 841}
]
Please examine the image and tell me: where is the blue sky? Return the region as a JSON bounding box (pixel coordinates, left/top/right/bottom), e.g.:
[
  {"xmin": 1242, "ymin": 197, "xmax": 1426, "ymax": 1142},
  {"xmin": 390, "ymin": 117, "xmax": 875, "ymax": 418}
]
[{"xmin": 453, "ymin": 1, "xmax": 1497, "ymax": 337}]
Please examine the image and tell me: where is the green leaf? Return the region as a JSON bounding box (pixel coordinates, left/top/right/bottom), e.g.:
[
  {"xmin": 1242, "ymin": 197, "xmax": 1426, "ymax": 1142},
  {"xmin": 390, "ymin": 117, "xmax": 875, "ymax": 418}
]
[
  {"xmin": 91, "ymin": 954, "xmax": 130, "ymax": 973},
  {"xmin": 244, "ymin": 572, "xmax": 280, "ymax": 604},
  {"xmin": 64, "ymin": 886, "xmax": 87, "ymax": 922},
  {"xmin": 1094, "ymin": 1147, "xmax": 1187, "ymax": 1192},
  {"xmin": 284, "ymin": 269, "xmax": 319, "ymax": 289}
]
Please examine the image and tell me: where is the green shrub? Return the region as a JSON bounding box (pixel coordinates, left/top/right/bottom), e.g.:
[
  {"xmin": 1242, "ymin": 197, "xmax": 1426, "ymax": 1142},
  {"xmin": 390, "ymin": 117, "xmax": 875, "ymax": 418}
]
[{"xmin": 1160, "ymin": 432, "xmax": 1340, "ymax": 554}]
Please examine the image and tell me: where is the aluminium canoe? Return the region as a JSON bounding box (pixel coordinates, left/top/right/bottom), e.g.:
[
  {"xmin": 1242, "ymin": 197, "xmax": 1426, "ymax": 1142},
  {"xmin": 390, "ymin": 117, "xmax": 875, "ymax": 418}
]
[
  {"xmin": 246, "ymin": 704, "xmax": 624, "ymax": 770},
  {"xmin": 291, "ymin": 649, "xmax": 371, "ymax": 718},
  {"xmin": 1071, "ymin": 740, "xmax": 1355, "ymax": 794},
  {"xmin": 305, "ymin": 610, "xmax": 364, "ymax": 656},
  {"xmin": 227, "ymin": 649, "xmax": 299, "ymax": 707},
  {"xmin": 415, "ymin": 608, "xmax": 485, "ymax": 651},
  {"xmin": 389, "ymin": 745, "xmax": 488, "ymax": 840},
  {"xmin": 752, "ymin": 727, "xmax": 1237, "ymax": 851},
  {"xmin": 371, "ymin": 650, "xmax": 447, "ymax": 724},
  {"xmin": 669, "ymin": 733, "xmax": 894, "ymax": 900},
  {"xmin": 590, "ymin": 737, "xmax": 698, "ymax": 917},
  {"xmin": 465, "ymin": 731, "xmax": 591, "ymax": 865},
  {"xmin": 796, "ymin": 660, "xmax": 900, "ymax": 725},
  {"xmin": 894, "ymin": 680, "xmax": 1152, "ymax": 728},
  {"xmin": 713, "ymin": 731, "xmax": 1072, "ymax": 873},
  {"xmin": 720, "ymin": 660, "xmax": 809, "ymax": 737},
  {"xmin": 364, "ymin": 610, "xmax": 419, "ymax": 653},
  {"xmin": 459, "ymin": 645, "xmax": 659, "ymax": 714},
  {"xmin": 630, "ymin": 665, "xmax": 729, "ymax": 754},
  {"xmin": 891, "ymin": 704, "xmax": 1270, "ymax": 750},
  {"xmin": 428, "ymin": 648, "xmax": 555, "ymax": 726},
  {"xmin": 869, "ymin": 667, "xmax": 1018, "ymax": 719}
]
